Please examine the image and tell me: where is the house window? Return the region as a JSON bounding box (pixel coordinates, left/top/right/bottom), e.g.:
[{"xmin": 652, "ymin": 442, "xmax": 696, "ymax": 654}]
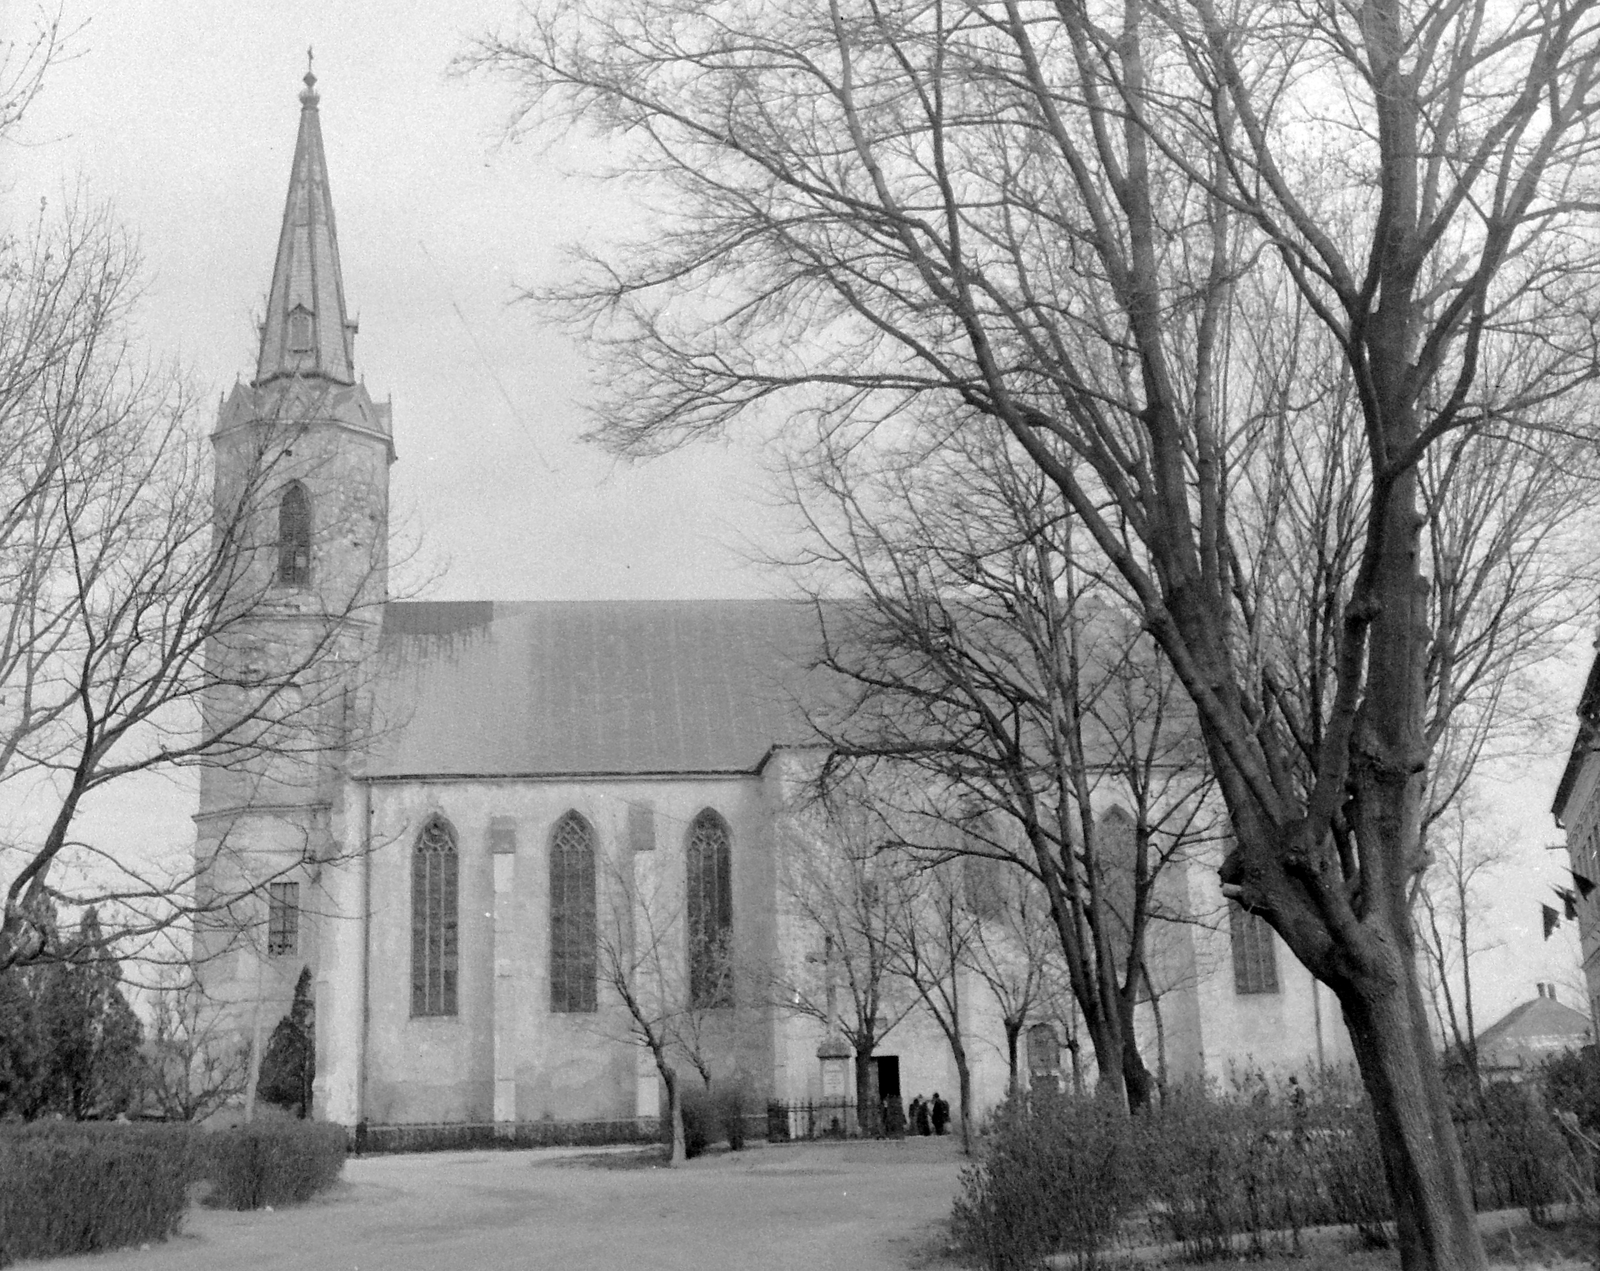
[
  {"xmin": 1230, "ymin": 900, "xmax": 1280, "ymax": 995},
  {"xmin": 267, "ymin": 881, "xmax": 299, "ymax": 956},
  {"xmin": 277, "ymin": 482, "xmax": 311, "ymax": 588},
  {"xmin": 549, "ymin": 811, "xmax": 597, "ymax": 1013},
  {"xmin": 411, "ymin": 815, "xmax": 459, "ymax": 1017},
  {"xmin": 288, "ymin": 306, "xmax": 314, "ymax": 353},
  {"xmin": 687, "ymin": 809, "xmax": 733, "ymax": 1008}
]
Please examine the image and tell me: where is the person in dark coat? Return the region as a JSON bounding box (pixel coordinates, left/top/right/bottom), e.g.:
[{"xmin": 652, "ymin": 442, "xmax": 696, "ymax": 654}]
[
  {"xmin": 911, "ymin": 1094, "xmax": 931, "ymax": 1135},
  {"xmin": 931, "ymin": 1092, "xmax": 950, "ymax": 1135}
]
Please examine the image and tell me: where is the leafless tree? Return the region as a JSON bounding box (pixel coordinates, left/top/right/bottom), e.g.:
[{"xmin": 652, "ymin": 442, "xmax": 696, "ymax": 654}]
[
  {"xmin": 471, "ymin": 2, "xmax": 1600, "ymax": 1259},
  {"xmin": 1415, "ymin": 794, "xmax": 1507, "ymax": 1102},
  {"xmin": 0, "ymin": 200, "xmax": 389, "ymax": 975},
  {"xmin": 0, "ymin": 3, "xmax": 69, "ymax": 138},
  {"xmin": 883, "ymin": 853, "xmax": 978, "ymax": 1149},
  {"xmin": 957, "ymin": 855, "xmax": 1060, "ymax": 1096},
  {"xmin": 791, "ymin": 427, "xmax": 1216, "ymax": 1110},
  {"xmin": 140, "ymin": 962, "xmax": 251, "ymax": 1122},
  {"xmin": 775, "ymin": 787, "xmax": 916, "ymax": 1135},
  {"xmin": 593, "ymin": 846, "xmax": 742, "ymax": 1163}
]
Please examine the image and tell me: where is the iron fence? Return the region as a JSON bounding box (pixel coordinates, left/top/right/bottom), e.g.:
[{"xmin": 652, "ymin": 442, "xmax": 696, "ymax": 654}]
[
  {"xmin": 352, "ymin": 1117, "xmax": 660, "ymax": 1155},
  {"xmin": 765, "ymin": 1098, "xmax": 857, "ymax": 1141}
]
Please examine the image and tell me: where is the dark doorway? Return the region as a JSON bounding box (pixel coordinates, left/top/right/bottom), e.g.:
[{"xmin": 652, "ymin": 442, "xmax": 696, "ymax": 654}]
[
  {"xmin": 873, "ymin": 1055, "xmax": 904, "ymax": 1137},
  {"xmin": 873, "ymin": 1055, "xmax": 901, "ymax": 1100}
]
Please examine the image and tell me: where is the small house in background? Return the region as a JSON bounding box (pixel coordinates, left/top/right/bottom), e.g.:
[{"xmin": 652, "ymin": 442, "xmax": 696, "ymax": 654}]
[{"xmin": 1474, "ymin": 984, "xmax": 1592, "ymax": 1081}]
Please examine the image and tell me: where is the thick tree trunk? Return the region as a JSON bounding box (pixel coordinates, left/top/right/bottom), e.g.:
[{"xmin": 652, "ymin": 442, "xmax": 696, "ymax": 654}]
[
  {"xmin": 954, "ymin": 1045, "xmax": 973, "ymax": 1154},
  {"xmin": 1004, "ymin": 1020, "xmax": 1021, "ymax": 1096},
  {"xmin": 1336, "ymin": 959, "xmax": 1483, "ymax": 1271},
  {"xmin": 1120, "ymin": 1030, "xmax": 1155, "ymax": 1113},
  {"xmin": 660, "ymin": 1061, "xmax": 686, "ymax": 1165},
  {"xmin": 854, "ymin": 1048, "xmax": 880, "ymax": 1136}
]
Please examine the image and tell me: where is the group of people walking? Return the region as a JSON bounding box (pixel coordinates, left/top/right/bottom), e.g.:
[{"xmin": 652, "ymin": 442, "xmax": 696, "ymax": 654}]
[{"xmin": 906, "ymin": 1092, "xmax": 950, "ymax": 1136}]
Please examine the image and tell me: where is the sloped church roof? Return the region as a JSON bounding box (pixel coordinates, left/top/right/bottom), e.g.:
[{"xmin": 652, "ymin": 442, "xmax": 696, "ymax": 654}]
[{"xmin": 368, "ymin": 600, "xmax": 836, "ymax": 778}]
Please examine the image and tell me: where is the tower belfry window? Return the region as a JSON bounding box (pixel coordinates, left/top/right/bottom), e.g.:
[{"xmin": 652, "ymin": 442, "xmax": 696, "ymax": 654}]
[
  {"xmin": 288, "ymin": 306, "xmax": 314, "ymax": 354},
  {"xmin": 277, "ymin": 482, "xmax": 311, "ymax": 588}
]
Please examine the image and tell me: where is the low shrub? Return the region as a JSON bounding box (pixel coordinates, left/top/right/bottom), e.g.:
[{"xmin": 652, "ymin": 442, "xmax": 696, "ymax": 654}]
[
  {"xmin": 1142, "ymin": 1089, "xmax": 1302, "ymax": 1259},
  {"xmin": 205, "ymin": 1120, "xmax": 347, "ymax": 1210},
  {"xmin": 675, "ymin": 1082, "xmax": 752, "ymax": 1157},
  {"xmin": 678, "ymin": 1084, "xmax": 714, "ymax": 1158},
  {"xmin": 716, "ymin": 1083, "xmax": 749, "ymax": 1151},
  {"xmin": 952, "ymin": 1090, "xmax": 1139, "ymax": 1271},
  {"xmin": 1462, "ymin": 1083, "xmax": 1576, "ymax": 1221},
  {"xmin": 954, "ymin": 1072, "xmax": 1399, "ymax": 1270},
  {"xmin": 0, "ymin": 1122, "xmax": 196, "ymax": 1265},
  {"xmin": 1544, "ymin": 1046, "xmax": 1600, "ymax": 1134}
]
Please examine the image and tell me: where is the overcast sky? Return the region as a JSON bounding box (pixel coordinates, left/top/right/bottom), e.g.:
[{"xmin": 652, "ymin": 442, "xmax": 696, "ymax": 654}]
[{"xmin": 2, "ymin": 0, "xmax": 1590, "ymax": 1025}]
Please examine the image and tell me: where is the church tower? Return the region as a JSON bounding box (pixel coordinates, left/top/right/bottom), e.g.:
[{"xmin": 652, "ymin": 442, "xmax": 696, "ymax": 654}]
[{"xmin": 195, "ymin": 69, "xmax": 394, "ymax": 1078}]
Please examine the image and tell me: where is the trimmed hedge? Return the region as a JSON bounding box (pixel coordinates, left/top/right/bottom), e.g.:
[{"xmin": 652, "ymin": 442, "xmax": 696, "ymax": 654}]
[
  {"xmin": 205, "ymin": 1120, "xmax": 347, "ymax": 1210},
  {"xmin": 0, "ymin": 1123, "xmax": 197, "ymax": 1266},
  {"xmin": 354, "ymin": 1117, "xmax": 660, "ymax": 1154},
  {"xmin": 0, "ymin": 1117, "xmax": 348, "ymax": 1264}
]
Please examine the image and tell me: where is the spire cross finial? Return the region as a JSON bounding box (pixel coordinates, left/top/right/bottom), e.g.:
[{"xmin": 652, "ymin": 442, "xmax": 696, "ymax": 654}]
[{"xmin": 300, "ymin": 47, "xmax": 318, "ymax": 105}]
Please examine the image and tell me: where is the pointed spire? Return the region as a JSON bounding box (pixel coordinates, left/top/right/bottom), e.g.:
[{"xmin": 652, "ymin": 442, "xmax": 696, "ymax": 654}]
[{"xmin": 255, "ymin": 61, "xmax": 356, "ymax": 386}]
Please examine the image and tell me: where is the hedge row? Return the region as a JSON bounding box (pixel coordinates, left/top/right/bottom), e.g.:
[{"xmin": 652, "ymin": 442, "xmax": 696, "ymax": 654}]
[
  {"xmin": 0, "ymin": 1124, "xmax": 193, "ymax": 1266},
  {"xmin": 353, "ymin": 1117, "xmax": 661, "ymax": 1154},
  {"xmin": 952, "ymin": 1073, "xmax": 1589, "ymax": 1271},
  {"xmin": 0, "ymin": 1119, "xmax": 347, "ymax": 1266},
  {"xmin": 206, "ymin": 1121, "xmax": 348, "ymax": 1211}
]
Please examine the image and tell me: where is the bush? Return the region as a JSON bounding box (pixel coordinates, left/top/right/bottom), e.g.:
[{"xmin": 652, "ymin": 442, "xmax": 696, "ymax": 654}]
[
  {"xmin": 678, "ymin": 1084, "xmax": 714, "ymax": 1158},
  {"xmin": 716, "ymin": 1082, "xmax": 749, "ymax": 1151},
  {"xmin": 0, "ymin": 1122, "xmax": 197, "ymax": 1265},
  {"xmin": 952, "ymin": 1090, "xmax": 1139, "ymax": 1271},
  {"xmin": 953, "ymin": 1072, "xmax": 1396, "ymax": 1270},
  {"xmin": 1461, "ymin": 1083, "xmax": 1576, "ymax": 1221},
  {"xmin": 1543, "ymin": 1046, "xmax": 1600, "ymax": 1134},
  {"xmin": 205, "ymin": 1120, "xmax": 347, "ymax": 1210},
  {"xmin": 674, "ymin": 1081, "xmax": 752, "ymax": 1157}
]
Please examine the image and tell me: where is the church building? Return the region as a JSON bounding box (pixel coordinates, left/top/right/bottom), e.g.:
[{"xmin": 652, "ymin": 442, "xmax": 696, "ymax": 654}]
[{"xmin": 196, "ymin": 74, "xmax": 1353, "ymax": 1136}]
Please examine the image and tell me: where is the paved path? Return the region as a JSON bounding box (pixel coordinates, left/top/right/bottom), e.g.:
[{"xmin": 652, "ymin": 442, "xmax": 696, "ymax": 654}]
[{"xmin": 25, "ymin": 1138, "xmax": 968, "ymax": 1271}]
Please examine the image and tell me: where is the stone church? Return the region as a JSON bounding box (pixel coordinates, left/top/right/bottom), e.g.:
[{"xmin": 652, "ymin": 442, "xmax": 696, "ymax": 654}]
[{"xmin": 196, "ymin": 74, "xmax": 1353, "ymax": 1134}]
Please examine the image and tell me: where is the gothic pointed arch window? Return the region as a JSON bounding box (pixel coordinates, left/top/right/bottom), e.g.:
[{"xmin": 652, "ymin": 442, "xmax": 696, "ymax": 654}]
[
  {"xmin": 411, "ymin": 814, "xmax": 458, "ymax": 1017},
  {"xmin": 277, "ymin": 481, "xmax": 311, "ymax": 588},
  {"xmin": 687, "ymin": 809, "xmax": 733, "ymax": 1008},
  {"xmin": 549, "ymin": 811, "xmax": 597, "ymax": 1013}
]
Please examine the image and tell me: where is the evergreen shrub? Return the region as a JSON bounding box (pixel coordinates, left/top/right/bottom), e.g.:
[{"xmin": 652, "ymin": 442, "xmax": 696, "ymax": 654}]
[
  {"xmin": 0, "ymin": 1123, "xmax": 196, "ymax": 1266},
  {"xmin": 205, "ymin": 1120, "xmax": 347, "ymax": 1210}
]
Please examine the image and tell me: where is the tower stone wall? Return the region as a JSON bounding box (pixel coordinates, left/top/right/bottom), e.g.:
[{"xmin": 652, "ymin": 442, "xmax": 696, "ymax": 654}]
[{"xmin": 194, "ymin": 73, "xmax": 392, "ymax": 1071}]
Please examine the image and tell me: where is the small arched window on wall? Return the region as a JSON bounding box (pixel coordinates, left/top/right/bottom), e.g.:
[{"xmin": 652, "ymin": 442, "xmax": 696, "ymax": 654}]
[
  {"xmin": 277, "ymin": 482, "xmax": 311, "ymax": 588},
  {"xmin": 687, "ymin": 809, "xmax": 733, "ymax": 1008},
  {"xmin": 549, "ymin": 811, "xmax": 597, "ymax": 1013},
  {"xmin": 412, "ymin": 815, "xmax": 459, "ymax": 1017}
]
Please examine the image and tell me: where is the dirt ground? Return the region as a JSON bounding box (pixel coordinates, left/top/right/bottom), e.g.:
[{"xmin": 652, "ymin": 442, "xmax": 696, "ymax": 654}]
[{"xmin": 21, "ymin": 1137, "xmax": 968, "ymax": 1271}]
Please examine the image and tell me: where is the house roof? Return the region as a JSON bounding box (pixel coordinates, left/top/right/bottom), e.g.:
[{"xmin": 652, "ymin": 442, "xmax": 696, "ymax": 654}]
[
  {"xmin": 1552, "ymin": 646, "xmax": 1600, "ymax": 823},
  {"xmin": 367, "ymin": 600, "xmax": 837, "ymax": 779},
  {"xmin": 1475, "ymin": 993, "xmax": 1592, "ymax": 1070}
]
